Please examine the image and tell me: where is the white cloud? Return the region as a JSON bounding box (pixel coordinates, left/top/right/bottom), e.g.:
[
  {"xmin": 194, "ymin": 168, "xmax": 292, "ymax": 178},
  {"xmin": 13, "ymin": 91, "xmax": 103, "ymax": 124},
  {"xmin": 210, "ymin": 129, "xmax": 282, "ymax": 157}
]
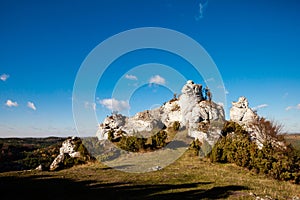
[
  {"xmin": 253, "ymin": 104, "xmax": 268, "ymax": 111},
  {"xmin": 195, "ymin": 0, "xmax": 208, "ymax": 20},
  {"xmin": 99, "ymin": 98, "xmax": 130, "ymax": 112},
  {"xmin": 149, "ymin": 75, "xmax": 166, "ymax": 85},
  {"xmin": 84, "ymin": 101, "xmax": 96, "ymax": 111},
  {"xmin": 125, "ymin": 74, "xmax": 138, "ymax": 81},
  {"xmin": 0, "ymin": 74, "xmax": 9, "ymax": 81},
  {"xmin": 27, "ymin": 101, "xmax": 36, "ymax": 111},
  {"xmin": 5, "ymin": 99, "xmax": 18, "ymax": 107},
  {"xmin": 286, "ymin": 106, "xmax": 293, "ymax": 111},
  {"xmin": 205, "ymin": 78, "xmax": 215, "ymax": 82},
  {"xmin": 285, "ymin": 104, "xmax": 300, "ymax": 111}
]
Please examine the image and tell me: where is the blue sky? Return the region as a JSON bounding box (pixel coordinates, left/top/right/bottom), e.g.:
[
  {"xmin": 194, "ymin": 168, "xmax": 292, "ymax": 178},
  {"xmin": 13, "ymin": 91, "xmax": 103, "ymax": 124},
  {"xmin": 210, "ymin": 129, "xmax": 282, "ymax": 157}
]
[{"xmin": 0, "ymin": 0, "xmax": 299, "ymax": 137}]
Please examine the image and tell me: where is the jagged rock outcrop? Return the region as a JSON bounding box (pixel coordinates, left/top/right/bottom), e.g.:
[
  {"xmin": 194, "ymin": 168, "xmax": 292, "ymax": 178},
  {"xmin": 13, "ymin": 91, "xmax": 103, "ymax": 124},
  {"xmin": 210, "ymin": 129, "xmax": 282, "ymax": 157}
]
[
  {"xmin": 230, "ymin": 97, "xmax": 285, "ymax": 149},
  {"xmin": 230, "ymin": 96, "xmax": 257, "ymax": 123},
  {"xmin": 97, "ymin": 80, "xmax": 225, "ymax": 146},
  {"xmin": 49, "ymin": 136, "xmax": 94, "ymax": 171}
]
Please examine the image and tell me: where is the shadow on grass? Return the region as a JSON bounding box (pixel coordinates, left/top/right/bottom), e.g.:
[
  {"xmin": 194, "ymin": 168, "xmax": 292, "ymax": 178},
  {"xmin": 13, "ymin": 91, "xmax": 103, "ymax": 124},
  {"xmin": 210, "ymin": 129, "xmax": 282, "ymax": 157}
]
[
  {"xmin": 0, "ymin": 174, "xmax": 248, "ymax": 199},
  {"xmin": 166, "ymin": 140, "xmax": 189, "ymax": 150}
]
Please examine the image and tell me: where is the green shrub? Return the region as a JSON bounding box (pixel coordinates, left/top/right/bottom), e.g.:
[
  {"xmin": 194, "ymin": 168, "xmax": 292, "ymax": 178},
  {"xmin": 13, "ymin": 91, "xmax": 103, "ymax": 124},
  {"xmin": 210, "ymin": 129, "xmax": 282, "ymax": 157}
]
[
  {"xmin": 152, "ymin": 130, "xmax": 167, "ymax": 148},
  {"xmin": 210, "ymin": 120, "xmax": 300, "ymax": 184},
  {"xmin": 63, "ymin": 153, "xmax": 74, "ymax": 168},
  {"xmin": 172, "ymin": 121, "xmax": 180, "ymax": 131},
  {"xmin": 76, "ymin": 143, "xmax": 91, "ymax": 161},
  {"xmin": 111, "ymin": 129, "xmax": 169, "ymax": 152},
  {"xmin": 117, "ymin": 136, "xmax": 146, "ymax": 152},
  {"xmin": 189, "ymin": 139, "xmax": 202, "ymax": 156}
]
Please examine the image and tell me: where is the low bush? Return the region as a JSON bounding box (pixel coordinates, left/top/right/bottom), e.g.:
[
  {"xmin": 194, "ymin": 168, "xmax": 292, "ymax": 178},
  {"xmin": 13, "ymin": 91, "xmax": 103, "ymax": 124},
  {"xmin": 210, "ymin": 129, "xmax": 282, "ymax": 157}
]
[
  {"xmin": 109, "ymin": 129, "xmax": 169, "ymax": 152},
  {"xmin": 210, "ymin": 121, "xmax": 300, "ymax": 184},
  {"xmin": 151, "ymin": 130, "xmax": 168, "ymax": 148},
  {"xmin": 172, "ymin": 121, "xmax": 180, "ymax": 131},
  {"xmin": 189, "ymin": 139, "xmax": 202, "ymax": 156},
  {"xmin": 117, "ymin": 136, "xmax": 147, "ymax": 152}
]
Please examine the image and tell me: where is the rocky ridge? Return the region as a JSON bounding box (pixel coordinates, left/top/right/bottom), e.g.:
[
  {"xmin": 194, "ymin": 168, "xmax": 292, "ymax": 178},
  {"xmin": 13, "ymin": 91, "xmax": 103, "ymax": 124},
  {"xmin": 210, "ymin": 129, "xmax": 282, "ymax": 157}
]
[
  {"xmin": 97, "ymin": 80, "xmax": 286, "ymax": 151},
  {"xmin": 97, "ymin": 80, "xmax": 225, "ymax": 146}
]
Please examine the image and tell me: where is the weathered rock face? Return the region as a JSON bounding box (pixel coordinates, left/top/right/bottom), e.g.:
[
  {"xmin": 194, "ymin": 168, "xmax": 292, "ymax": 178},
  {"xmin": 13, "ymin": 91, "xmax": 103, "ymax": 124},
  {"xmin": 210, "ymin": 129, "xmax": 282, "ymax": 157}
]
[
  {"xmin": 97, "ymin": 80, "xmax": 225, "ymax": 145},
  {"xmin": 230, "ymin": 96, "xmax": 257, "ymax": 124},
  {"xmin": 230, "ymin": 97, "xmax": 285, "ymax": 149},
  {"xmin": 49, "ymin": 136, "xmax": 93, "ymax": 171}
]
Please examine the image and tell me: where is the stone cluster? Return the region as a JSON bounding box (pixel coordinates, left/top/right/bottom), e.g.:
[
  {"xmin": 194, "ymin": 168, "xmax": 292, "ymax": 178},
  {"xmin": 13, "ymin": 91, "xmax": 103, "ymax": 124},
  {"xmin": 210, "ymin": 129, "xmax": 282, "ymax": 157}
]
[{"xmin": 97, "ymin": 80, "xmax": 225, "ymax": 146}]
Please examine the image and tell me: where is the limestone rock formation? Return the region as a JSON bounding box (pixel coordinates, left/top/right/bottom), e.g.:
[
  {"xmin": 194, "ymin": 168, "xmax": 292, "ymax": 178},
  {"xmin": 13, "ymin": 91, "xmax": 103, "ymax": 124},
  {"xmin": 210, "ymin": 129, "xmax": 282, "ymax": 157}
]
[
  {"xmin": 97, "ymin": 80, "xmax": 225, "ymax": 146},
  {"xmin": 230, "ymin": 96, "xmax": 257, "ymax": 124},
  {"xmin": 49, "ymin": 136, "xmax": 93, "ymax": 171},
  {"xmin": 230, "ymin": 97, "xmax": 285, "ymax": 149}
]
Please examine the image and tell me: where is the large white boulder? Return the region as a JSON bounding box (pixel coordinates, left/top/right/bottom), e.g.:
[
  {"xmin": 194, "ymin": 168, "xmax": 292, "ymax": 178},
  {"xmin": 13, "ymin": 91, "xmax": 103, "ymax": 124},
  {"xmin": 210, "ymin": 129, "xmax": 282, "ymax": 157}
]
[{"xmin": 230, "ymin": 96, "xmax": 257, "ymax": 123}]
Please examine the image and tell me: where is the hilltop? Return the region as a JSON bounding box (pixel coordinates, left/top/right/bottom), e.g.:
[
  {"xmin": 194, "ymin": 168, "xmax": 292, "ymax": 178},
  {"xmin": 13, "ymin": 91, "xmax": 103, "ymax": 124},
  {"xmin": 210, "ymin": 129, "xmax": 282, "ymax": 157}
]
[{"xmin": 1, "ymin": 80, "xmax": 300, "ymax": 199}]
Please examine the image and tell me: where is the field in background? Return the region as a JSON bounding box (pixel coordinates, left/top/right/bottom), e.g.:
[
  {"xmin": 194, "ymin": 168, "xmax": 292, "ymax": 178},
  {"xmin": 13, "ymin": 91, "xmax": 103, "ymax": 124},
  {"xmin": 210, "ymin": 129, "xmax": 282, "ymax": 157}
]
[{"xmin": 285, "ymin": 134, "xmax": 300, "ymax": 154}]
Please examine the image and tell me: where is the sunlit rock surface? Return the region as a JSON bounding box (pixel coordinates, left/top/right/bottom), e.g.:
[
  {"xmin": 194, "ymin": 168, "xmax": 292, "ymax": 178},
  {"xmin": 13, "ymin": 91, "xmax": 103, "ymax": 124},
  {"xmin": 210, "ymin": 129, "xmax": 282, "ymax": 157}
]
[
  {"xmin": 230, "ymin": 96, "xmax": 285, "ymax": 149},
  {"xmin": 97, "ymin": 80, "xmax": 225, "ymax": 146}
]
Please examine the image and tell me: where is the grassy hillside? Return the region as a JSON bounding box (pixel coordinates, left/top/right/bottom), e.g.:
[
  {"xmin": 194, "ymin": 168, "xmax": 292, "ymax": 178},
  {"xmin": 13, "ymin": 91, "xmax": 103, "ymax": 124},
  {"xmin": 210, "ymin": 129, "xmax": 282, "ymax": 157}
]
[
  {"xmin": 0, "ymin": 149, "xmax": 299, "ymax": 200},
  {"xmin": 0, "ymin": 135, "xmax": 299, "ymax": 199}
]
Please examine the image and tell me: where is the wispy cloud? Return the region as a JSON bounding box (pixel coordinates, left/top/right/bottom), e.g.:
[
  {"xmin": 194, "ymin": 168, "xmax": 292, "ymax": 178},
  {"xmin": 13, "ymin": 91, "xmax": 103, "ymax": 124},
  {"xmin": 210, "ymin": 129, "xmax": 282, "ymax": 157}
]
[
  {"xmin": 195, "ymin": 0, "xmax": 208, "ymax": 20},
  {"xmin": 253, "ymin": 104, "xmax": 268, "ymax": 111},
  {"xmin": 0, "ymin": 74, "xmax": 9, "ymax": 81},
  {"xmin": 84, "ymin": 101, "xmax": 96, "ymax": 111},
  {"xmin": 125, "ymin": 74, "xmax": 138, "ymax": 81},
  {"xmin": 149, "ymin": 75, "xmax": 166, "ymax": 85},
  {"xmin": 285, "ymin": 104, "xmax": 300, "ymax": 111},
  {"xmin": 282, "ymin": 92, "xmax": 289, "ymax": 99},
  {"xmin": 5, "ymin": 99, "xmax": 18, "ymax": 107},
  {"xmin": 99, "ymin": 98, "xmax": 130, "ymax": 112},
  {"xmin": 217, "ymin": 85, "xmax": 229, "ymax": 95},
  {"xmin": 285, "ymin": 106, "xmax": 293, "ymax": 111},
  {"xmin": 205, "ymin": 78, "xmax": 215, "ymax": 82},
  {"xmin": 27, "ymin": 101, "xmax": 37, "ymax": 111}
]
